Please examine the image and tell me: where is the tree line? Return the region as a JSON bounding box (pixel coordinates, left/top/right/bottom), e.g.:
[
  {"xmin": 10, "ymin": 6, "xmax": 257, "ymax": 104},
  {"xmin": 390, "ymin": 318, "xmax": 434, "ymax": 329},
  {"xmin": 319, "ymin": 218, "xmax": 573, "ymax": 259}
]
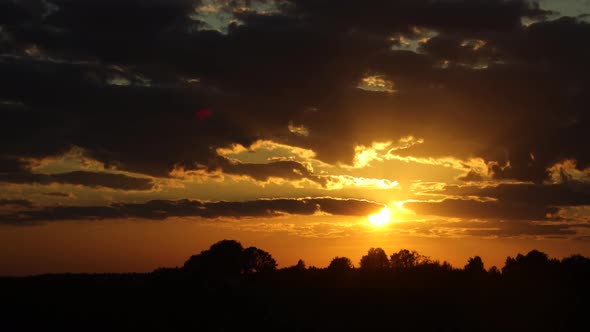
[
  {"xmin": 156, "ymin": 239, "xmax": 590, "ymax": 282},
  {"xmin": 4, "ymin": 239, "xmax": 590, "ymax": 331}
]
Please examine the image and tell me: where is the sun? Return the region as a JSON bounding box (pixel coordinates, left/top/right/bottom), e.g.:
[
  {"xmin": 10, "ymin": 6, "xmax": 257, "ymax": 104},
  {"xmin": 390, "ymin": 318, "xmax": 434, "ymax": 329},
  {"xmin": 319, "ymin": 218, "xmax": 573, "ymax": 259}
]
[{"xmin": 368, "ymin": 207, "xmax": 391, "ymax": 227}]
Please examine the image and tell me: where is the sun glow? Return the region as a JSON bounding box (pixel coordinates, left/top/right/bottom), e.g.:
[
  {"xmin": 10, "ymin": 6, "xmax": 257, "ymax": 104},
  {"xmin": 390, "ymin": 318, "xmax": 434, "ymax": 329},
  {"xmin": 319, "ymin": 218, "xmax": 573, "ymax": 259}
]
[{"xmin": 368, "ymin": 207, "xmax": 391, "ymax": 227}]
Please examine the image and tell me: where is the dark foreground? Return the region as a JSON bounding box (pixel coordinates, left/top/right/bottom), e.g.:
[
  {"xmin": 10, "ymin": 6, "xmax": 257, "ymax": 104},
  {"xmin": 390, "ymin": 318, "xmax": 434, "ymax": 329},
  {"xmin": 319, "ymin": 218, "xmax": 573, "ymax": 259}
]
[{"xmin": 1, "ymin": 268, "xmax": 588, "ymax": 332}]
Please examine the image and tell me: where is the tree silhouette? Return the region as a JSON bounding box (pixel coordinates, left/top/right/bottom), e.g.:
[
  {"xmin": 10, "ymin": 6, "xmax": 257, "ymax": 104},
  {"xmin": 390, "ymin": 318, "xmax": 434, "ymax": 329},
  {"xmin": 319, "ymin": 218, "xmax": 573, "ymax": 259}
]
[
  {"xmin": 464, "ymin": 256, "xmax": 485, "ymax": 273},
  {"xmin": 562, "ymin": 254, "xmax": 590, "ymax": 267},
  {"xmin": 283, "ymin": 259, "xmax": 307, "ymax": 272},
  {"xmin": 502, "ymin": 249, "xmax": 555, "ymax": 278},
  {"xmin": 488, "ymin": 266, "xmax": 501, "ymax": 279},
  {"xmin": 524, "ymin": 250, "xmax": 550, "ymax": 266},
  {"xmin": 328, "ymin": 256, "xmax": 353, "ymax": 271},
  {"xmin": 360, "ymin": 248, "xmax": 389, "ymax": 271},
  {"xmin": 390, "ymin": 249, "xmax": 431, "ymax": 270},
  {"xmin": 502, "ymin": 255, "xmax": 519, "ymax": 275},
  {"xmin": 7, "ymin": 240, "xmax": 590, "ymax": 332},
  {"xmin": 295, "ymin": 259, "xmax": 306, "ymax": 270},
  {"xmin": 242, "ymin": 246, "xmax": 277, "ymax": 274},
  {"xmin": 183, "ymin": 240, "xmax": 244, "ymax": 277},
  {"xmin": 440, "ymin": 261, "xmax": 454, "ymax": 271},
  {"xmin": 562, "ymin": 254, "xmax": 590, "ymax": 272}
]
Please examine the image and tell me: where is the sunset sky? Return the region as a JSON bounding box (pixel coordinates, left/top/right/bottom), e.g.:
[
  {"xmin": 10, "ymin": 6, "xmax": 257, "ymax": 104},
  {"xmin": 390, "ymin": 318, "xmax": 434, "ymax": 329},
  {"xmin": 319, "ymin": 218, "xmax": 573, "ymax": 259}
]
[{"xmin": 2, "ymin": 0, "xmax": 590, "ymax": 275}]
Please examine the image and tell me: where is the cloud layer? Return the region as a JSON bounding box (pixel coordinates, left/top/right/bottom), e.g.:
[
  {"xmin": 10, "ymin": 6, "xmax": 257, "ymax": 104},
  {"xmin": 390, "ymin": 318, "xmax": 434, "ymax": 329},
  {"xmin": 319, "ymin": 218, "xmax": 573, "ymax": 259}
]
[
  {"xmin": 0, "ymin": 197, "xmax": 384, "ymax": 225},
  {"xmin": 0, "ymin": 0, "xmax": 588, "ymax": 183},
  {"xmin": 1, "ymin": 1, "xmax": 589, "ymax": 236}
]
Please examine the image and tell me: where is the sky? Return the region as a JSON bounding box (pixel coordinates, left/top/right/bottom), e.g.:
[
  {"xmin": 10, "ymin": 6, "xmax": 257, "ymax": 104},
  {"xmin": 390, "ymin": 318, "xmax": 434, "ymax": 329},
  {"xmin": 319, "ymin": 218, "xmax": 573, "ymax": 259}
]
[{"xmin": 1, "ymin": 0, "xmax": 590, "ymax": 275}]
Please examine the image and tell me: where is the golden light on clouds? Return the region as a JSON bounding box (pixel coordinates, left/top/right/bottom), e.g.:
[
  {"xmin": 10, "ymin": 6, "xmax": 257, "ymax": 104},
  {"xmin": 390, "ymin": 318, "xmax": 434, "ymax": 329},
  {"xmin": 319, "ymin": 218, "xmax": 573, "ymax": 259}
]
[
  {"xmin": 351, "ymin": 137, "xmax": 426, "ymax": 168},
  {"xmin": 288, "ymin": 121, "xmax": 310, "ymax": 137},
  {"xmin": 357, "ymin": 75, "xmax": 397, "ymax": 93},
  {"xmin": 353, "ymin": 141, "xmax": 389, "ymax": 168},
  {"xmin": 389, "ymin": 26, "xmax": 439, "ymax": 53},
  {"xmin": 216, "ymin": 140, "xmax": 318, "ymax": 161},
  {"xmin": 325, "ymin": 176, "xmax": 399, "ymax": 190},
  {"xmin": 4, "ymin": 0, "xmax": 590, "ymax": 285},
  {"xmin": 460, "ymin": 39, "xmax": 487, "ymax": 51}
]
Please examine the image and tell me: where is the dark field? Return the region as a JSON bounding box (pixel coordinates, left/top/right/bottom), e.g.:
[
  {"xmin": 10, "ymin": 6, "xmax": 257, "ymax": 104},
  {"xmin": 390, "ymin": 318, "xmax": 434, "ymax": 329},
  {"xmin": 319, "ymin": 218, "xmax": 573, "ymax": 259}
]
[{"xmin": 2, "ymin": 243, "xmax": 589, "ymax": 331}]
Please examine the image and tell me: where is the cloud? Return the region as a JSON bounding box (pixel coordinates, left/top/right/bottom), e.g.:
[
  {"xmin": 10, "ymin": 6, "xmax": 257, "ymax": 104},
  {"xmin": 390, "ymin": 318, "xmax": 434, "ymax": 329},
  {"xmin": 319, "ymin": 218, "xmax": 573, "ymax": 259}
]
[
  {"xmin": 435, "ymin": 181, "xmax": 590, "ymax": 207},
  {"xmin": 0, "ymin": 199, "xmax": 33, "ymax": 208},
  {"xmin": 0, "ymin": 58, "xmax": 255, "ymax": 178},
  {"xmin": 0, "ymin": 197, "xmax": 384, "ymax": 225},
  {"xmin": 175, "ymin": 154, "xmax": 400, "ymax": 190},
  {"xmin": 404, "ymin": 199, "xmax": 558, "ymax": 220},
  {"xmin": 284, "ymin": 0, "xmax": 550, "ymax": 33},
  {"xmin": 0, "ymin": 0, "xmax": 589, "ymax": 187},
  {"xmin": 463, "ymin": 222, "xmax": 579, "ymax": 237},
  {"xmin": 393, "ymin": 219, "xmax": 586, "ymax": 238},
  {"xmin": 205, "ymin": 156, "xmax": 326, "ymax": 186},
  {"xmin": 43, "ymin": 192, "xmax": 73, "ymax": 197},
  {"xmin": 0, "ymin": 169, "xmax": 154, "ymax": 191},
  {"xmin": 407, "ymin": 181, "xmax": 590, "ymax": 221},
  {"xmin": 457, "ymin": 170, "xmax": 486, "ymax": 182}
]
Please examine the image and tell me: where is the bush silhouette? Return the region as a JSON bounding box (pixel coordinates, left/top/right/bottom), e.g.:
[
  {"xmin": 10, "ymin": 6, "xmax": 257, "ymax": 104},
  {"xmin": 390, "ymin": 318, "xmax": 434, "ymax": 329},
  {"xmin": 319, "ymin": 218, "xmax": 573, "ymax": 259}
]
[
  {"xmin": 242, "ymin": 246, "xmax": 277, "ymax": 274},
  {"xmin": 328, "ymin": 256, "xmax": 353, "ymax": 271},
  {"xmin": 183, "ymin": 239, "xmax": 244, "ymax": 277},
  {"xmin": 183, "ymin": 240, "xmax": 278, "ymax": 277},
  {"xmin": 5, "ymin": 239, "xmax": 590, "ymax": 332},
  {"xmin": 488, "ymin": 266, "xmax": 501, "ymax": 279},
  {"xmin": 360, "ymin": 248, "xmax": 389, "ymax": 271},
  {"xmin": 390, "ymin": 249, "xmax": 431, "ymax": 270},
  {"xmin": 465, "ymin": 256, "xmax": 485, "ymax": 274}
]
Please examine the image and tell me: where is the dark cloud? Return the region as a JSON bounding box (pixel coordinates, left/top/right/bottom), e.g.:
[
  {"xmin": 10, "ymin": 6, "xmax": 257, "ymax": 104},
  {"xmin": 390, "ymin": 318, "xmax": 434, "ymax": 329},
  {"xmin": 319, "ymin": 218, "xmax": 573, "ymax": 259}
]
[
  {"xmin": 418, "ymin": 35, "xmax": 490, "ymax": 66},
  {"xmin": 0, "ymin": 169, "xmax": 154, "ymax": 191},
  {"xmin": 435, "ymin": 181, "xmax": 590, "ymax": 207},
  {"xmin": 43, "ymin": 192, "xmax": 72, "ymax": 197},
  {"xmin": 1, "ymin": 0, "xmax": 200, "ymax": 62},
  {"xmin": 207, "ymin": 156, "xmax": 326, "ymax": 186},
  {"xmin": 0, "ymin": 57, "xmax": 255, "ymax": 177},
  {"xmin": 284, "ymin": 0, "xmax": 550, "ymax": 33},
  {"xmin": 0, "ymin": 156, "xmax": 155, "ymax": 191},
  {"xmin": 0, "ymin": 199, "xmax": 32, "ymax": 208},
  {"xmin": 404, "ymin": 199, "xmax": 558, "ymax": 220},
  {"xmin": 394, "ymin": 219, "xmax": 585, "ymax": 238},
  {"xmin": 408, "ymin": 181, "xmax": 590, "ymax": 221},
  {"xmin": 0, "ymin": 197, "xmax": 384, "ymax": 225},
  {"xmin": 0, "ymin": 157, "xmax": 27, "ymax": 173},
  {"xmin": 0, "ymin": 0, "xmax": 588, "ymax": 186},
  {"xmin": 464, "ymin": 222, "xmax": 578, "ymax": 237},
  {"xmin": 457, "ymin": 170, "xmax": 485, "ymax": 182}
]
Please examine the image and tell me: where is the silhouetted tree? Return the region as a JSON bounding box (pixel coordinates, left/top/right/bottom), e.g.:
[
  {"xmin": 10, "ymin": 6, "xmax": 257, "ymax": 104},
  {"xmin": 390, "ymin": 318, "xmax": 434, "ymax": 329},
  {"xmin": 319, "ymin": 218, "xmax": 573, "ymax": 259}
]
[
  {"xmin": 502, "ymin": 250, "xmax": 558, "ymax": 280},
  {"xmin": 390, "ymin": 249, "xmax": 431, "ymax": 270},
  {"xmin": 560, "ymin": 254, "xmax": 590, "ymax": 281},
  {"xmin": 465, "ymin": 256, "xmax": 485, "ymax": 273},
  {"xmin": 360, "ymin": 248, "xmax": 389, "ymax": 271},
  {"xmin": 562, "ymin": 254, "xmax": 590, "ymax": 270},
  {"xmin": 562, "ymin": 254, "xmax": 590, "ymax": 267},
  {"xmin": 283, "ymin": 259, "xmax": 307, "ymax": 272},
  {"xmin": 242, "ymin": 246, "xmax": 277, "ymax": 274},
  {"xmin": 488, "ymin": 266, "xmax": 501, "ymax": 279},
  {"xmin": 328, "ymin": 257, "xmax": 353, "ymax": 271},
  {"xmin": 295, "ymin": 259, "xmax": 306, "ymax": 270},
  {"xmin": 502, "ymin": 255, "xmax": 518, "ymax": 275},
  {"xmin": 183, "ymin": 240, "xmax": 244, "ymax": 277},
  {"xmin": 6, "ymin": 244, "xmax": 590, "ymax": 332},
  {"xmin": 151, "ymin": 267, "xmax": 183, "ymax": 282},
  {"xmin": 525, "ymin": 250, "xmax": 550, "ymax": 265},
  {"xmin": 440, "ymin": 261, "xmax": 454, "ymax": 272}
]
